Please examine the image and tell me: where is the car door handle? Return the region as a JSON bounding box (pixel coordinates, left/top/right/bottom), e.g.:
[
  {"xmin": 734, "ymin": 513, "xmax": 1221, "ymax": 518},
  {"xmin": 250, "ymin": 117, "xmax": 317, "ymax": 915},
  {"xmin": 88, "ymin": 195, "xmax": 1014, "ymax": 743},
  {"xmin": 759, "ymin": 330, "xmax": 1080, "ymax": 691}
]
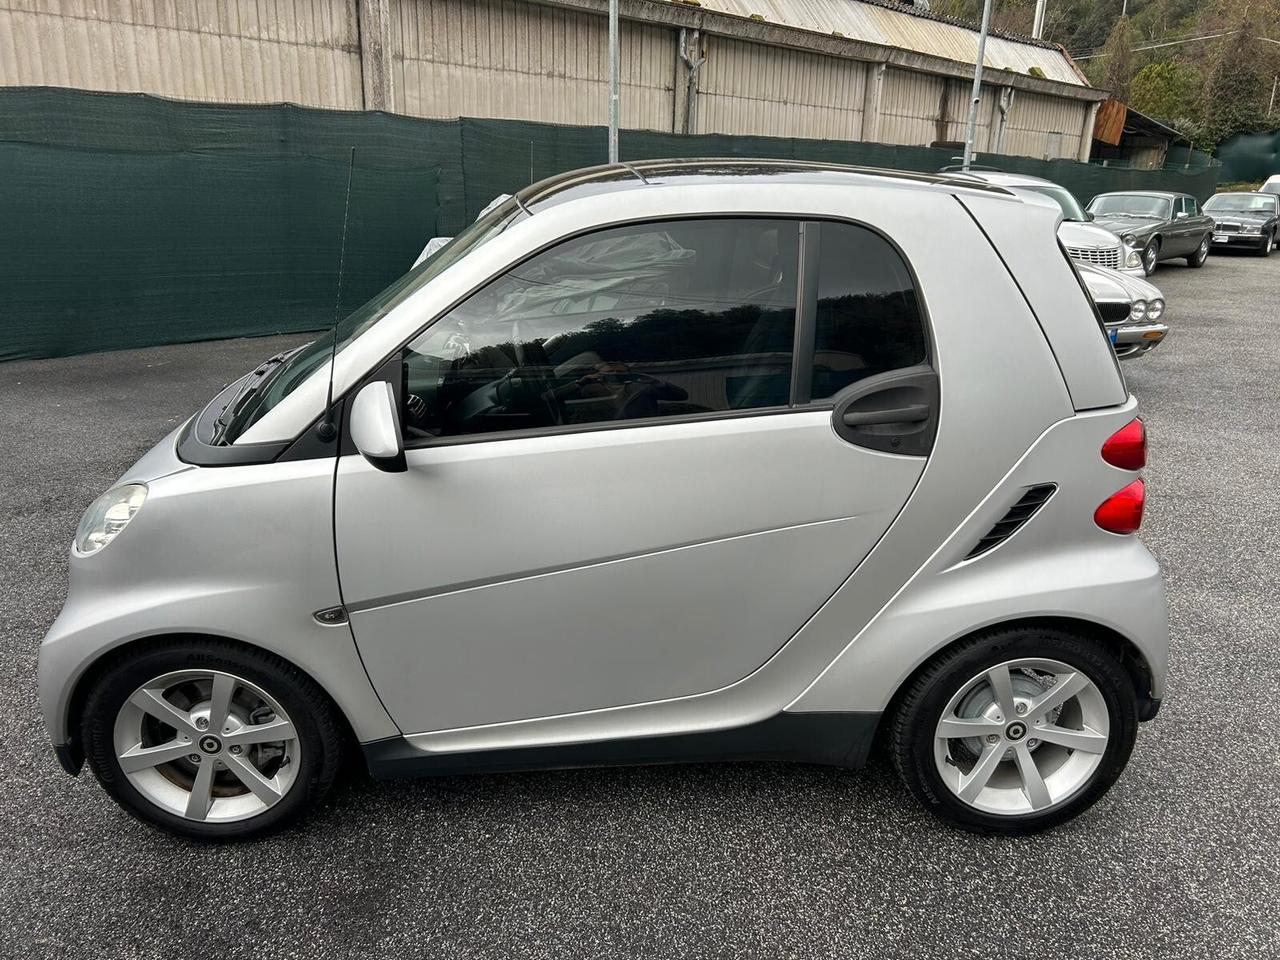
[{"xmin": 841, "ymin": 404, "xmax": 931, "ymax": 427}]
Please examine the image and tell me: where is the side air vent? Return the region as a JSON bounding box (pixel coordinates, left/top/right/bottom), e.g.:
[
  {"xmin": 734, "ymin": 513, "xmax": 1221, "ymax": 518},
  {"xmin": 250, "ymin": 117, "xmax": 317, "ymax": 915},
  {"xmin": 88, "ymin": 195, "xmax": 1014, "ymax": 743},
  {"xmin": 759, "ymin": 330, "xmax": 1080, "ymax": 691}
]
[{"xmin": 965, "ymin": 484, "xmax": 1057, "ymax": 560}]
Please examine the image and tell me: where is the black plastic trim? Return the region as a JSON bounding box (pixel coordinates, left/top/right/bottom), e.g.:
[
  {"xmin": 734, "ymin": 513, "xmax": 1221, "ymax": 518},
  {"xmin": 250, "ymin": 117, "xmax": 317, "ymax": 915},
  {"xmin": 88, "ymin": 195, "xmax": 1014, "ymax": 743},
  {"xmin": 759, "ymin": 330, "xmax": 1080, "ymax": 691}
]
[
  {"xmin": 361, "ymin": 711, "xmax": 882, "ymax": 780},
  {"xmin": 830, "ymin": 365, "xmax": 939, "ymax": 456},
  {"xmin": 176, "ymin": 415, "xmax": 291, "ymax": 466},
  {"xmin": 54, "ymin": 740, "xmax": 84, "ymax": 777},
  {"xmin": 965, "ymin": 483, "xmax": 1057, "ymax": 559},
  {"xmin": 1137, "ymin": 696, "xmax": 1162, "ymax": 723}
]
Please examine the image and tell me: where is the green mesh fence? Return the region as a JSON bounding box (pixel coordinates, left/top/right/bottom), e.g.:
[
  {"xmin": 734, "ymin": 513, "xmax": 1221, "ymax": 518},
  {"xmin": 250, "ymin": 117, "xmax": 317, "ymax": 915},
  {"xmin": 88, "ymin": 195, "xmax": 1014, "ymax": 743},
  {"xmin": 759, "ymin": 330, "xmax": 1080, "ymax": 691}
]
[
  {"xmin": 1215, "ymin": 130, "xmax": 1280, "ymax": 184},
  {"xmin": 0, "ymin": 87, "xmax": 1222, "ymax": 361}
]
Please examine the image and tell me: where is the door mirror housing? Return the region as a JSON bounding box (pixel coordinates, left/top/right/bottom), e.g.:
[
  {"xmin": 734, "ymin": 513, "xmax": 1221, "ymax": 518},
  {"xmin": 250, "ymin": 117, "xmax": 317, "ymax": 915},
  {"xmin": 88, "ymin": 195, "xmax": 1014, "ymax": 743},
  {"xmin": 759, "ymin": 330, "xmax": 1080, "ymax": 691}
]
[
  {"xmin": 350, "ymin": 381, "xmax": 406, "ymax": 472},
  {"xmin": 1174, "ymin": 211, "xmax": 1189, "ymax": 220}
]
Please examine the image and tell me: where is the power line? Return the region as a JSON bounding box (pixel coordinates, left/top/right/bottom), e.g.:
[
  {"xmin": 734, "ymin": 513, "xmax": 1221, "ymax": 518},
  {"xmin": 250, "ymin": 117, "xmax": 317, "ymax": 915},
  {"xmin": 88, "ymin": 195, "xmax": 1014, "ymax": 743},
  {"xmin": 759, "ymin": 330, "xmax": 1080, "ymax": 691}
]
[{"xmin": 1073, "ymin": 29, "xmax": 1240, "ymax": 60}]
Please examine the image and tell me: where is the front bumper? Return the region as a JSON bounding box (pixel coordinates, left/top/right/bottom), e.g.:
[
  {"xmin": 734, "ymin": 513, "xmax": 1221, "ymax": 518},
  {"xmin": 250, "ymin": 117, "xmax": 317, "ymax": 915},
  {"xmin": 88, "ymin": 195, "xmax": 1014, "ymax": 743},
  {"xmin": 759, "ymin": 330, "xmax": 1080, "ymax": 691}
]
[
  {"xmin": 1211, "ymin": 232, "xmax": 1265, "ymax": 248},
  {"xmin": 1109, "ymin": 322, "xmax": 1169, "ymax": 359}
]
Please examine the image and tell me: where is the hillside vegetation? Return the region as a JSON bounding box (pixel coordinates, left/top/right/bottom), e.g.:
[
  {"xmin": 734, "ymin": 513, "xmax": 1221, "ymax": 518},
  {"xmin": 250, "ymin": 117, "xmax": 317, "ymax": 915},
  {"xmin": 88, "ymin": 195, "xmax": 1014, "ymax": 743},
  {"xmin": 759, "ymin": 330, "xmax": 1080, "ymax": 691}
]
[{"xmin": 930, "ymin": 0, "xmax": 1280, "ymax": 147}]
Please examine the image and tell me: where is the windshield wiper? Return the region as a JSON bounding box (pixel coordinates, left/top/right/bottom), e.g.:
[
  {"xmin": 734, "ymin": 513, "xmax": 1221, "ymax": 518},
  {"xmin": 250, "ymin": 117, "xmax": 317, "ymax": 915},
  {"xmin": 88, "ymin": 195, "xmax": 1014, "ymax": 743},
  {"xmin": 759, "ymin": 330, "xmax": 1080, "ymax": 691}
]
[{"xmin": 210, "ymin": 350, "xmax": 292, "ymax": 445}]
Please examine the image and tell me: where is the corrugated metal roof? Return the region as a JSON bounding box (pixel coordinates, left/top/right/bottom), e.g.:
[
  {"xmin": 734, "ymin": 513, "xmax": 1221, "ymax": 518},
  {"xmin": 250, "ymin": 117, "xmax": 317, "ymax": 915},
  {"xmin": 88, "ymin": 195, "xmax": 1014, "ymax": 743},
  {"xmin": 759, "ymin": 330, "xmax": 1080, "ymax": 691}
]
[{"xmin": 685, "ymin": 0, "xmax": 1088, "ymax": 87}]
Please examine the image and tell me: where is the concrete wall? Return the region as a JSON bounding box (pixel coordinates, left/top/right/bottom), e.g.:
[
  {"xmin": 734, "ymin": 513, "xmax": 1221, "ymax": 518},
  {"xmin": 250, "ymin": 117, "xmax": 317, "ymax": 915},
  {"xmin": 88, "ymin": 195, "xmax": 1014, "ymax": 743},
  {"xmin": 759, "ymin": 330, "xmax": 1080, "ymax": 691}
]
[{"xmin": 0, "ymin": 0, "xmax": 1099, "ymax": 160}]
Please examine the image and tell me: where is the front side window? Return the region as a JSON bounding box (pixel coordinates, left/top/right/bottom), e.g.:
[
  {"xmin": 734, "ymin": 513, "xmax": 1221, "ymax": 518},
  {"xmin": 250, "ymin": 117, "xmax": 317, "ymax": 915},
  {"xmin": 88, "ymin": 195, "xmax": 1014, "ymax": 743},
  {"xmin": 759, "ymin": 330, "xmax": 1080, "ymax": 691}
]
[
  {"xmin": 399, "ymin": 219, "xmax": 799, "ymax": 441},
  {"xmin": 810, "ymin": 222, "xmax": 927, "ymax": 399}
]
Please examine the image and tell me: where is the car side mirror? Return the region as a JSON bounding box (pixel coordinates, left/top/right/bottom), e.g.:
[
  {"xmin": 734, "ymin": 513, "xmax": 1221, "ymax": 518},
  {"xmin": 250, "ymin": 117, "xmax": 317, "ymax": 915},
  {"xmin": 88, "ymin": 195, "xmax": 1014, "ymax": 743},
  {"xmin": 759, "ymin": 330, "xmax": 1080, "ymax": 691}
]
[
  {"xmin": 350, "ymin": 381, "xmax": 406, "ymax": 473},
  {"xmin": 1175, "ymin": 211, "xmax": 1189, "ymax": 219}
]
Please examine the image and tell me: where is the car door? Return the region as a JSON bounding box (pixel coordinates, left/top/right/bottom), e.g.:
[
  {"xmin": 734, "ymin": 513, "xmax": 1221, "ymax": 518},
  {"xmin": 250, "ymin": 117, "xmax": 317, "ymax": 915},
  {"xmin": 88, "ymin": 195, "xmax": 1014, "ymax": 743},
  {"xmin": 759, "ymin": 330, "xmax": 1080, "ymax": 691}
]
[
  {"xmin": 1172, "ymin": 196, "xmax": 1199, "ymax": 254},
  {"xmin": 332, "ymin": 217, "xmax": 936, "ymax": 735}
]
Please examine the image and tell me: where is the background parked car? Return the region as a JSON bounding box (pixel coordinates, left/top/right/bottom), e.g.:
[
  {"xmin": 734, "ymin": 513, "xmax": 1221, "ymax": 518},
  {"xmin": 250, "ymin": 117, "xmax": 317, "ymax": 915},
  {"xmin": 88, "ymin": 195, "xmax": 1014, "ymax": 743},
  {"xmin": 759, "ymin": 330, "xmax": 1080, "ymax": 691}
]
[
  {"xmin": 1204, "ymin": 192, "xmax": 1279, "ymax": 256},
  {"xmin": 947, "ymin": 170, "xmax": 1144, "ymax": 276},
  {"xmin": 1076, "ymin": 261, "xmax": 1168, "ymax": 359},
  {"xmin": 1261, "ymin": 174, "xmax": 1280, "ymax": 197},
  {"xmin": 1087, "ymin": 191, "xmax": 1214, "ymax": 275}
]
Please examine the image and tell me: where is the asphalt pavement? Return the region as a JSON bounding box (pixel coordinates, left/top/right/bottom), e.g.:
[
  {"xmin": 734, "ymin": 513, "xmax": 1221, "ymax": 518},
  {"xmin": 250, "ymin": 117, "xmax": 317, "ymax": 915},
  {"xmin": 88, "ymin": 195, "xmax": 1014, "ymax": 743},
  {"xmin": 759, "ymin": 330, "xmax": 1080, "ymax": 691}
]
[{"xmin": 1, "ymin": 250, "xmax": 1277, "ymax": 959}]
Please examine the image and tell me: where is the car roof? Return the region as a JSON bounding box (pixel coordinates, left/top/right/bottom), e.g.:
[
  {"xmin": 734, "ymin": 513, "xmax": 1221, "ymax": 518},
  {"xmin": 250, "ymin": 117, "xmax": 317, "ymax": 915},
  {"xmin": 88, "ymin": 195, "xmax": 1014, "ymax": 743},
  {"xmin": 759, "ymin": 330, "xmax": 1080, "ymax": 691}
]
[
  {"xmin": 946, "ymin": 170, "xmax": 1061, "ymax": 188},
  {"xmin": 517, "ymin": 159, "xmax": 1015, "ymax": 214},
  {"xmin": 1092, "ymin": 190, "xmax": 1184, "ymax": 199},
  {"xmin": 1209, "ymin": 191, "xmax": 1276, "ymax": 198}
]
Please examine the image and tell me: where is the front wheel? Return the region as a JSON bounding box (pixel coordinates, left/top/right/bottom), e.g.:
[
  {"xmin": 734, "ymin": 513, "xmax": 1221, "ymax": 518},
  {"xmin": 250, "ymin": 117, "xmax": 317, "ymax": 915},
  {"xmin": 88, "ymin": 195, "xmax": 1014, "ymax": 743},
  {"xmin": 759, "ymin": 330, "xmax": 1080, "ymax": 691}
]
[
  {"xmin": 1259, "ymin": 232, "xmax": 1274, "ymax": 257},
  {"xmin": 1187, "ymin": 235, "xmax": 1209, "ymax": 267},
  {"xmin": 890, "ymin": 625, "xmax": 1139, "ymax": 835},
  {"xmin": 1141, "ymin": 239, "xmax": 1160, "ymax": 275},
  {"xmin": 80, "ymin": 640, "xmax": 345, "ymax": 840}
]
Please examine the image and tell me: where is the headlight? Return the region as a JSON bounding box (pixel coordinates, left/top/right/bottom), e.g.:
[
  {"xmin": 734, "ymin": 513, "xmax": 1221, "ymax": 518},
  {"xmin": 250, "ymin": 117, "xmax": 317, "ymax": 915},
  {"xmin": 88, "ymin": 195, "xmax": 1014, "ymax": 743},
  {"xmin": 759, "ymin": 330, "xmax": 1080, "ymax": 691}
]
[
  {"xmin": 74, "ymin": 483, "xmax": 147, "ymax": 556},
  {"xmin": 1125, "ymin": 249, "xmax": 1143, "ymax": 268},
  {"xmin": 1147, "ymin": 299, "xmax": 1164, "ymax": 321},
  {"xmin": 1243, "ymin": 225, "xmax": 1261, "ymax": 234},
  {"xmin": 1129, "ymin": 300, "xmax": 1148, "ymax": 322},
  {"xmin": 1121, "ymin": 233, "xmax": 1137, "ymax": 245}
]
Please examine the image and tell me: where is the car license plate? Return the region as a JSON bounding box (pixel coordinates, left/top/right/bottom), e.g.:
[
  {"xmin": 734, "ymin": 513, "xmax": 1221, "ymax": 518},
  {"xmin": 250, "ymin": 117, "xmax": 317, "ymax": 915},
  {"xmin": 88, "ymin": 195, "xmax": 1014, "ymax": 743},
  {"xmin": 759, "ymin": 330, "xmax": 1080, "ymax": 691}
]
[
  {"xmin": 1109, "ymin": 328, "xmax": 1119, "ymax": 344},
  {"xmin": 1214, "ymin": 234, "xmax": 1229, "ymax": 243}
]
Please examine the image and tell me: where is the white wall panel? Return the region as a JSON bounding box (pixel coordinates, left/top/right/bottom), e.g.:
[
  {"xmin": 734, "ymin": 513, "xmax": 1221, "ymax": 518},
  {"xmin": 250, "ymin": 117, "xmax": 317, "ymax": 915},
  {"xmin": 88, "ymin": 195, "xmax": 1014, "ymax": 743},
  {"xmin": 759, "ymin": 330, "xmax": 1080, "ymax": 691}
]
[
  {"xmin": 695, "ymin": 34, "xmax": 864, "ymax": 139},
  {"xmin": 0, "ymin": 0, "xmax": 363, "ymax": 108},
  {"xmin": 389, "ymin": 0, "xmax": 675, "ymax": 130}
]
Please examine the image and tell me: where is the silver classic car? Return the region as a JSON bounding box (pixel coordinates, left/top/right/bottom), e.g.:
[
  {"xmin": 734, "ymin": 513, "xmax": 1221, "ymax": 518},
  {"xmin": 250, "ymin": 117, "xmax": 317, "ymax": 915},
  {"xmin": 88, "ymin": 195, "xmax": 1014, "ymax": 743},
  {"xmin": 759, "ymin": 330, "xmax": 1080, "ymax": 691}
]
[
  {"xmin": 1087, "ymin": 191, "xmax": 1215, "ymax": 275},
  {"xmin": 1076, "ymin": 261, "xmax": 1168, "ymax": 359},
  {"xmin": 1204, "ymin": 192, "xmax": 1279, "ymax": 256}
]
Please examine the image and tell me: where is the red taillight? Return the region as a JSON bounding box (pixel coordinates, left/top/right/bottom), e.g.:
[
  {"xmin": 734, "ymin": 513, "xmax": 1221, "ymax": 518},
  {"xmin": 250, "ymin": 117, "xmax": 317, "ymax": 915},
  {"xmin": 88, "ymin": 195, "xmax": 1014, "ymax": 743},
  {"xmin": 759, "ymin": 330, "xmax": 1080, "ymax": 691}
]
[
  {"xmin": 1095, "ymin": 479, "xmax": 1145, "ymax": 534},
  {"xmin": 1102, "ymin": 418, "xmax": 1146, "ymax": 470}
]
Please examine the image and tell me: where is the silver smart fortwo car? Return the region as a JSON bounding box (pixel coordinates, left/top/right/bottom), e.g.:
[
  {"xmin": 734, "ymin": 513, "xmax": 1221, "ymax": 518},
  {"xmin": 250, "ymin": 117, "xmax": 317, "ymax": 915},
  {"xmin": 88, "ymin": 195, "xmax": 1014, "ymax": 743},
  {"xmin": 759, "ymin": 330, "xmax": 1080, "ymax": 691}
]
[{"xmin": 39, "ymin": 161, "xmax": 1168, "ymax": 840}]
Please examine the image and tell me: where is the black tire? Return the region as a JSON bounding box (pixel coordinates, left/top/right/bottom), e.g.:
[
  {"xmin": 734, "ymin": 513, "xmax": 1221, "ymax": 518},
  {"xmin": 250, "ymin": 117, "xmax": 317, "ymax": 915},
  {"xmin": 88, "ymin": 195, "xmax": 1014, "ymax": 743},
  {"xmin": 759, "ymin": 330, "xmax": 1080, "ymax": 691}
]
[
  {"xmin": 1141, "ymin": 239, "xmax": 1160, "ymax": 275},
  {"xmin": 1186, "ymin": 234, "xmax": 1209, "ymax": 268},
  {"xmin": 80, "ymin": 639, "xmax": 345, "ymax": 841},
  {"xmin": 889, "ymin": 624, "xmax": 1139, "ymax": 836},
  {"xmin": 1259, "ymin": 232, "xmax": 1274, "ymax": 257}
]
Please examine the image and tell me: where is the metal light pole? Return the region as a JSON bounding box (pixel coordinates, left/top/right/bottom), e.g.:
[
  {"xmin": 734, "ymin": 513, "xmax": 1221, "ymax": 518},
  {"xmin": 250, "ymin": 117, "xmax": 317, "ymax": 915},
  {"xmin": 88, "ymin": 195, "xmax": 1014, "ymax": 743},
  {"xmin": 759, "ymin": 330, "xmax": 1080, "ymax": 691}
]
[
  {"xmin": 608, "ymin": 0, "xmax": 620, "ymax": 163},
  {"xmin": 961, "ymin": 0, "xmax": 994, "ymax": 171},
  {"xmin": 1032, "ymin": 0, "xmax": 1048, "ymax": 39}
]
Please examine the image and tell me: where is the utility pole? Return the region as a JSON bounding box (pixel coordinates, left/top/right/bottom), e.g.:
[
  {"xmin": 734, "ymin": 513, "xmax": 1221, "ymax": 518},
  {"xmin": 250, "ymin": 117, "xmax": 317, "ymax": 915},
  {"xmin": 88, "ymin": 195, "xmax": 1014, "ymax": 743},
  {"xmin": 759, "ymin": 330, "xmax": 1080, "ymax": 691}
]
[
  {"xmin": 608, "ymin": 0, "xmax": 620, "ymax": 163},
  {"xmin": 962, "ymin": 0, "xmax": 994, "ymax": 171},
  {"xmin": 1032, "ymin": 0, "xmax": 1047, "ymax": 40}
]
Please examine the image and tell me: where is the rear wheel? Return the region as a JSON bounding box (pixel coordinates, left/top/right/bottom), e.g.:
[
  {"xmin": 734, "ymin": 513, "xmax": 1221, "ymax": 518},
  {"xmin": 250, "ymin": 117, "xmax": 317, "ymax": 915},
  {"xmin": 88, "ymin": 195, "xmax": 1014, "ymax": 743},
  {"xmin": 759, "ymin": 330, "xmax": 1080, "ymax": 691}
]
[
  {"xmin": 1186, "ymin": 235, "xmax": 1209, "ymax": 267},
  {"xmin": 81, "ymin": 640, "xmax": 345, "ymax": 840},
  {"xmin": 890, "ymin": 625, "xmax": 1139, "ymax": 835}
]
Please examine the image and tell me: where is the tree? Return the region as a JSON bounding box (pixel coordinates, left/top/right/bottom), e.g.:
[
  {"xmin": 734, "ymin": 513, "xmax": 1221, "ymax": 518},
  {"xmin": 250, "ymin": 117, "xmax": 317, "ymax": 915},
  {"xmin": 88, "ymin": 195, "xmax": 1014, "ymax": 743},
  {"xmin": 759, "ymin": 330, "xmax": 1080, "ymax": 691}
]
[
  {"xmin": 1200, "ymin": 15, "xmax": 1271, "ymax": 143},
  {"xmin": 1100, "ymin": 14, "xmax": 1135, "ymax": 101},
  {"xmin": 1130, "ymin": 60, "xmax": 1203, "ymax": 124}
]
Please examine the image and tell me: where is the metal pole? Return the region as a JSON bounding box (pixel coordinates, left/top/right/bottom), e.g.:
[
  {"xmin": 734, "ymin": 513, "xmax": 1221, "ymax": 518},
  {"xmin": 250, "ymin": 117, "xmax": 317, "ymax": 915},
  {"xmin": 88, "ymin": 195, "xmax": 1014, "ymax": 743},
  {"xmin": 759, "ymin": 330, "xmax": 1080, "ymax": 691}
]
[
  {"xmin": 608, "ymin": 0, "xmax": 620, "ymax": 163},
  {"xmin": 961, "ymin": 0, "xmax": 994, "ymax": 171},
  {"xmin": 1269, "ymin": 75, "xmax": 1278, "ymax": 117},
  {"xmin": 1032, "ymin": 0, "xmax": 1047, "ymax": 40}
]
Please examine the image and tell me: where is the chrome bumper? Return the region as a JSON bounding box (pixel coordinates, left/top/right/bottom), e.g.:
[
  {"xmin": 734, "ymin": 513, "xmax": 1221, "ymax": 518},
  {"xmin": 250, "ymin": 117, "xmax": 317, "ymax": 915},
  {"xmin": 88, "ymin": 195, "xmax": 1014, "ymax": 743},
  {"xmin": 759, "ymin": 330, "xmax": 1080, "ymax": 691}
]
[{"xmin": 1110, "ymin": 322, "xmax": 1169, "ymax": 359}]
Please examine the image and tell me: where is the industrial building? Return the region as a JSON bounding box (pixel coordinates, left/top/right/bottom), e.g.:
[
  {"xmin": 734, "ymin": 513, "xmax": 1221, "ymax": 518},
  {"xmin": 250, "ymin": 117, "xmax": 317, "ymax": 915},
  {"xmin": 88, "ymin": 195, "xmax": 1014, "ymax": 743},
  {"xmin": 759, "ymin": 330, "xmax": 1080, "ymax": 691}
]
[{"xmin": 2, "ymin": 0, "xmax": 1107, "ymax": 161}]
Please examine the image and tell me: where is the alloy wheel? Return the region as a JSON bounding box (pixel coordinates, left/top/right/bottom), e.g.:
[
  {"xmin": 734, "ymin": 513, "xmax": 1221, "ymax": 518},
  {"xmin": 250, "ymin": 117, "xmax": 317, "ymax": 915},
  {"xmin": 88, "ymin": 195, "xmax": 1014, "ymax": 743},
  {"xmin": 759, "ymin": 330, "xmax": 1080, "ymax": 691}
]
[
  {"xmin": 1143, "ymin": 244, "xmax": 1157, "ymax": 273},
  {"xmin": 932, "ymin": 658, "xmax": 1109, "ymax": 816},
  {"xmin": 1197, "ymin": 237, "xmax": 1209, "ymax": 263},
  {"xmin": 112, "ymin": 669, "xmax": 301, "ymax": 823}
]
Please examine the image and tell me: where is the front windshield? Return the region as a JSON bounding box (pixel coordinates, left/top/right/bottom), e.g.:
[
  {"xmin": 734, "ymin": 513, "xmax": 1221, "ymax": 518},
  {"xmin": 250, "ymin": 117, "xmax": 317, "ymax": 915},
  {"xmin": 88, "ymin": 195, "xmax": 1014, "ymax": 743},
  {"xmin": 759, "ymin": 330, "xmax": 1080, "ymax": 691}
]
[
  {"xmin": 219, "ymin": 195, "xmax": 525, "ymax": 443},
  {"xmin": 1089, "ymin": 194, "xmax": 1171, "ymax": 219},
  {"xmin": 1019, "ymin": 184, "xmax": 1089, "ymax": 222},
  {"xmin": 1204, "ymin": 193, "xmax": 1278, "ymax": 213}
]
